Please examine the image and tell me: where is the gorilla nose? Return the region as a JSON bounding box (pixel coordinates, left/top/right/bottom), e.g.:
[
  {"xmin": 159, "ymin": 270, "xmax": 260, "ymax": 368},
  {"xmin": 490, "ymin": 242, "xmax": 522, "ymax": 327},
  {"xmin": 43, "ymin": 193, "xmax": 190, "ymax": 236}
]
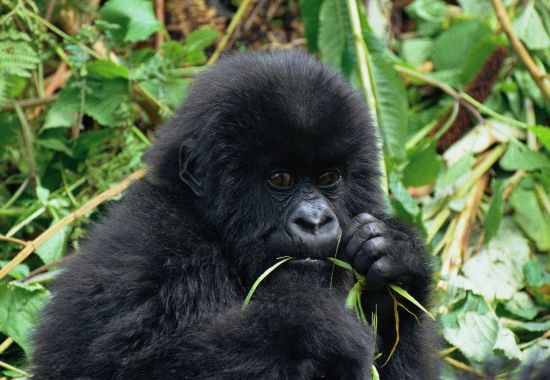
[{"xmin": 288, "ymin": 201, "xmax": 340, "ymax": 243}]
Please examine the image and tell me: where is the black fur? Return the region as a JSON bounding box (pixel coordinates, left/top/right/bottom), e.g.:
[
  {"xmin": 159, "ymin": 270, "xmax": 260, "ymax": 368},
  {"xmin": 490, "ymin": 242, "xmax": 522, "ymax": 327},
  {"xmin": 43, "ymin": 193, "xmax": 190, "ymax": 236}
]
[{"xmin": 32, "ymin": 51, "xmax": 437, "ymax": 379}]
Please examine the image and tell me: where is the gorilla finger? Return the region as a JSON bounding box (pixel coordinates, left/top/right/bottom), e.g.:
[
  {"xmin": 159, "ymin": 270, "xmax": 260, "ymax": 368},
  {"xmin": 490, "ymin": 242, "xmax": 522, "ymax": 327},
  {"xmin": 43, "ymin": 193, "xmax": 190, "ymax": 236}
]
[
  {"xmin": 365, "ymin": 256, "xmax": 404, "ymax": 292},
  {"xmin": 344, "ymin": 222, "xmax": 386, "ymax": 263},
  {"xmin": 352, "ymin": 236, "xmax": 387, "ymax": 275},
  {"xmin": 342, "ymin": 213, "xmax": 379, "ymax": 246}
]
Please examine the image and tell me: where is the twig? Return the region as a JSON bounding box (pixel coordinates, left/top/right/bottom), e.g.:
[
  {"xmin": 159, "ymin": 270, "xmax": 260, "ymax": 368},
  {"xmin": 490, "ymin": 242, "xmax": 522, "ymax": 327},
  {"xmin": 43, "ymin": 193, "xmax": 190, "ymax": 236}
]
[
  {"xmin": 491, "ymin": 0, "xmax": 550, "ymax": 100},
  {"xmin": 207, "ymin": 0, "xmax": 256, "ymax": 65},
  {"xmin": 535, "ymin": 184, "xmax": 550, "ymax": 215},
  {"xmin": 24, "ymin": 255, "xmax": 71, "ymax": 279},
  {"xmin": 443, "ymin": 357, "xmax": 486, "ymax": 378},
  {"xmin": 0, "ymin": 170, "xmax": 145, "ymax": 281},
  {"xmin": 1, "ymin": 95, "xmax": 58, "ymax": 111},
  {"xmin": 0, "ymin": 235, "xmax": 28, "ymax": 246},
  {"xmin": 0, "ymin": 360, "xmax": 30, "ymax": 378},
  {"xmin": 0, "ymin": 338, "xmax": 13, "ymax": 355},
  {"xmin": 13, "ymin": 103, "xmax": 37, "ymax": 187},
  {"xmin": 154, "ymin": 0, "xmax": 165, "ymax": 49},
  {"xmin": 441, "ymin": 174, "xmax": 488, "ymax": 275},
  {"xmin": 503, "ymin": 170, "xmax": 525, "ymax": 200},
  {"xmin": 44, "ymin": 0, "xmax": 56, "ymax": 21}
]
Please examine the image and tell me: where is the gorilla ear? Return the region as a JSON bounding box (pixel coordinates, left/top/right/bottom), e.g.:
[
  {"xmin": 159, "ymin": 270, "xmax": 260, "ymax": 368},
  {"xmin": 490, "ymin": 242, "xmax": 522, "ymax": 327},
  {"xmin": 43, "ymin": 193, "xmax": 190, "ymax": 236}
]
[{"xmin": 178, "ymin": 144, "xmax": 204, "ymax": 197}]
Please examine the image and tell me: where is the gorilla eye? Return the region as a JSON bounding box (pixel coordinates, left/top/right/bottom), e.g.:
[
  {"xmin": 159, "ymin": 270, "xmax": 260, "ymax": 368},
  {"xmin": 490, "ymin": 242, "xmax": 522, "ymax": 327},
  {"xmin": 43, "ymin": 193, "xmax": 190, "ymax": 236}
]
[
  {"xmin": 268, "ymin": 171, "xmax": 294, "ymax": 189},
  {"xmin": 318, "ymin": 170, "xmax": 341, "ymax": 188}
]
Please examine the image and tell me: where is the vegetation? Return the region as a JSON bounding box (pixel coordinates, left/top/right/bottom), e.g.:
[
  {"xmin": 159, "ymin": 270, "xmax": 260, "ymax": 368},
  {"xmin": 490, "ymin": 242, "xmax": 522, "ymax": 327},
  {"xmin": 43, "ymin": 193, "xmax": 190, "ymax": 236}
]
[{"xmin": 0, "ymin": 0, "xmax": 549, "ymax": 378}]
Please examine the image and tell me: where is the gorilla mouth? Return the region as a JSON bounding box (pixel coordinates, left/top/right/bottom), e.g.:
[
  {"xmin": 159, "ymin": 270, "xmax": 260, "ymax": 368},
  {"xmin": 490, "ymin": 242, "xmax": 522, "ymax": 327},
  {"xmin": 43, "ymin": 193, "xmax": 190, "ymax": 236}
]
[{"xmin": 288, "ymin": 257, "xmax": 332, "ymax": 269}]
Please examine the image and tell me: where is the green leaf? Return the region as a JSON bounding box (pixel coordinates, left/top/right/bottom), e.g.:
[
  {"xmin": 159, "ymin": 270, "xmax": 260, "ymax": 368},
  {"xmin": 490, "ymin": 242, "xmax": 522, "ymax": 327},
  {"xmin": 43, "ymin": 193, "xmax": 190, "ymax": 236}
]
[
  {"xmin": 523, "ymin": 258, "xmax": 550, "ymax": 306},
  {"xmin": 435, "ymin": 153, "xmax": 475, "ymax": 197},
  {"xmin": 36, "ymin": 226, "xmax": 71, "ymax": 265},
  {"xmin": 0, "ymin": 31, "xmax": 41, "ymax": 79},
  {"xmin": 483, "ymin": 179, "xmax": 505, "ymax": 244},
  {"xmin": 493, "ymin": 327, "xmax": 522, "ymax": 360},
  {"xmin": 389, "ymin": 284, "xmax": 435, "ymax": 320},
  {"xmin": 0, "ymin": 261, "xmax": 29, "ymax": 280},
  {"xmin": 370, "ymin": 54, "xmax": 409, "ymax": 161},
  {"xmin": 36, "ymin": 138, "xmax": 74, "ymax": 156},
  {"xmin": 503, "ymin": 319, "xmax": 550, "ymax": 332},
  {"xmin": 85, "ymin": 77, "xmax": 131, "ymax": 126},
  {"xmin": 43, "ymin": 86, "xmax": 80, "ymax": 130},
  {"xmin": 513, "ymin": 2, "xmax": 550, "ymax": 50},
  {"xmin": 0, "ymin": 282, "xmax": 50, "ymax": 354},
  {"xmin": 403, "ymin": 142, "xmax": 443, "ymax": 186},
  {"xmin": 404, "ymin": 0, "xmax": 447, "ymax": 37},
  {"xmin": 326, "ymin": 257, "xmax": 353, "ymax": 271},
  {"xmin": 503, "ymin": 291, "xmax": 540, "ymax": 320},
  {"xmin": 401, "ymin": 38, "xmax": 433, "ymax": 66},
  {"xmin": 432, "ymin": 20, "xmax": 491, "ymax": 72},
  {"xmin": 389, "ymin": 172, "xmax": 424, "ymax": 232},
  {"xmin": 462, "ymin": 219, "xmax": 531, "ymax": 301},
  {"xmin": 318, "ymin": 0, "xmax": 355, "ymax": 76},
  {"xmin": 87, "ymin": 60, "xmax": 129, "ymax": 79},
  {"xmin": 441, "ymin": 293, "xmax": 499, "ymax": 362},
  {"xmin": 182, "ymin": 27, "xmax": 220, "ymax": 65},
  {"xmin": 530, "ymin": 125, "xmax": 550, "ymax": 152},
  {"xmin": 300, "ymin": 0, "xmax": 325, "ymax": 52},
  {"xmin": 500, "ymin": 142, "xmax": 550, "ymax": 171},
  {"xmin": 100, "ymin": 0, "xmax": 161, "ymax": 44},
  {"xmin": 139, "ymin": 77, "xmax": 190, "ymax": 109},
  {"xmin": 510, "ymin": 187, "xmax": 550, "ymax": 251},
  {"xmin": 459, "ymin": 35, "xmax": 504, "ymax": 84}
]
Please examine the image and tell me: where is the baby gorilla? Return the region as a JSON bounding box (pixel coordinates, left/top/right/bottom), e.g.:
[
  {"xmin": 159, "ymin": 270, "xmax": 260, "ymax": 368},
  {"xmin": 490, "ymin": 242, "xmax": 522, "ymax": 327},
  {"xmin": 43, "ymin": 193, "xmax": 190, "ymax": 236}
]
[{"xmin": 32, "ymin": 51, "xmax": 437, "ymax": 379}]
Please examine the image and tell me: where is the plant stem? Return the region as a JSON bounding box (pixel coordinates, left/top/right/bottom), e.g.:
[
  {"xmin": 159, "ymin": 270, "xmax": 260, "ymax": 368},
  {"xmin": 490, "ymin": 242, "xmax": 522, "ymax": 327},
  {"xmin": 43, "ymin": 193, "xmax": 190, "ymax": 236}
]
[
  {"xmin": 491, "ymin": 0, "xmax": 550, "ymax": 101},
  {"xmin": 14, "ymin": 103, "xmax": 37, "ymax": 187},
  {"xmin": 207, "ymin": 0, "xmax": 255, "ymax": 65}
]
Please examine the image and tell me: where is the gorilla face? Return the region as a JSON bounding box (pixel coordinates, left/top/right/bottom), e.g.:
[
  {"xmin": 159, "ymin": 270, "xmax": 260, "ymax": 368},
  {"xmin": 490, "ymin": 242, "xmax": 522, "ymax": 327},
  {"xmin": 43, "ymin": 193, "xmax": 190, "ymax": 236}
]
[{"xmin": 148, "ymin": 51, "xmax": 385, "ymax": 284}]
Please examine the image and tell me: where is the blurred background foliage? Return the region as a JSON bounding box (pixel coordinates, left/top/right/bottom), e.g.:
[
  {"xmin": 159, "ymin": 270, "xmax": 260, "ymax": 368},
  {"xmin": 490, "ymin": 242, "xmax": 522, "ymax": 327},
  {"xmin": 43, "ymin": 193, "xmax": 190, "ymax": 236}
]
[{"xmin": 0, "ymin": 0, "xmax": 549, "ymax": 378}]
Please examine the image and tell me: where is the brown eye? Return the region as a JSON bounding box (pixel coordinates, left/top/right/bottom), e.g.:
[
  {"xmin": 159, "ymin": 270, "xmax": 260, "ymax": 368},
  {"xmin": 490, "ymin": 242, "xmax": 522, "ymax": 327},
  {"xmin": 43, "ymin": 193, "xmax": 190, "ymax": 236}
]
[
  {"xmin": 268, "ymin": 171, "xmax": 294, "ymax": 189},
  {"xmin": 318, "ymin": 170, "xmax": 341, "ymax": 188}
]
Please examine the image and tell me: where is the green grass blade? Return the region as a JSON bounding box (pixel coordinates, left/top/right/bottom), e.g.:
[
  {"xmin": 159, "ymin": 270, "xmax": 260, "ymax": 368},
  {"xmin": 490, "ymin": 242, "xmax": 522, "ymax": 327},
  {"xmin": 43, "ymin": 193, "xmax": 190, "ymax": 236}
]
[
  {"xmin": 326, "ymin": 257, "xmax": 353, "ymax": 271},
  {"xmin": 388, "ymin": 284, "xmax": 435, "ymax": 320},
  {"xmin": 243, "ymin": 256, "xmax": 293, "ymax": 308}
]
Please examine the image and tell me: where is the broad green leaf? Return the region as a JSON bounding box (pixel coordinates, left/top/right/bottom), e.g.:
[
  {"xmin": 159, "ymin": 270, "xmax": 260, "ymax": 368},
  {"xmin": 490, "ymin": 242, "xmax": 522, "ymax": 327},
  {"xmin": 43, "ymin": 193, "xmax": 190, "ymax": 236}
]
[
  {"xmin": 36, "ymin": 226, "xmax": 71, "ymax": 265},
  {"xmin": 85, "ymin": 77, "xmax": 131, "ymax": 126},
  {"xmin": 389, "ymin": 172, "xmax": 424, "ymax": 233},
  {"xmin": 87, "ymin": 60, "xmax": 129, "ymax": 79},
  {"xmin": 0, "ymin": 261, "xmax": 29, "ymax": 280},
  {"xmin": 459, "ymin": 35, "xmax": 505, "ymax": 84},
  {"xmin": 432, "ymin": 20, "xmax": 491, "ymax": 72},
  {"xmin": 403, "ymin": 142, "xmax": 443, "ymax": 186},
  {"xmin": 458, "ymin": 0, "xmax": 493, "ymax": 17},
  {"xmin": 500, "ymin": 142, "xmax": 550, "ymax": 171},
  {"xmin": 404, "ymin": 0, "xmax": 447, "ymax": 37},
  {"xmin": 139, "ymin": 77, "xmax": 190, "ymax": 109},
  {"xmin": 463, "ymin": 219, "xmax": 531, "ymax": 301},
  {"xmin": 401, "ymin": 38, "xmax": 433, "ymax": 66},
  {"xmin": 510, "ymin": 187, "xmax": 550, "ymax": 251},
  {"xmin": 441, "ymin": 293, "xmax": 499, "ymax": 362},
  {"xmin": 318, "ymin": 0, "xmax": 355, "ymax": 76},
  {"xmin": 530, "ymin": 125, "xmax": 550, "ymax": 152},
  {"xmin": 523, "ymin": 258, "xmax": 550, "ymax": 306},
  {"xmin": 370, "ymin": 54, "xmax": 409, "ymax": 161},
  {"xmin": 494, "ymin": 327, "xmax": 522, "ymax": 360},
  {"xmin": 100, "ymin": 0, "xmax": 161, "ymax": 44},
  {"xmin": 183, "ymin": 27, "xmax": 220, "ymax": 65},
  {"xmin": 513, "ymin": 2, "xmax": 550, "ymax": 50},
  {"xmin": 483, "ymin": 179, "xmax": 505, "ymax": 244},
  {"xmin": 36, "ymin": 138, "xmax": 74, "ymax": 156},
  {"xmin": 43, "ymin": 86, "xmax": 80, "ymax": 130},
  {"xmin": 503, "ymin": 291, "xmax": 540, "ymax": 320},
  {"xmin": 326, "ymin": 257, "xmax": 353, "ymax": 271},
  {"xmin": 0, "ymin": 282, "xmax": 50, "ymax": 354},
  {"xmin": 300, "ymin": 0, "xmax": 325, "ymax": 52}
]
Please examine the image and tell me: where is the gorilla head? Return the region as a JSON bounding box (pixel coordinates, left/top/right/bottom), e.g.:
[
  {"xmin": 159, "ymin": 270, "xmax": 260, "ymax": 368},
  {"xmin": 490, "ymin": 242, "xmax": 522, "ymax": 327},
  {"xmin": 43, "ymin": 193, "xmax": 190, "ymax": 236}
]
[{"xmin": 146, "ymin": 51, "xmax": 385, "ymax": 284}]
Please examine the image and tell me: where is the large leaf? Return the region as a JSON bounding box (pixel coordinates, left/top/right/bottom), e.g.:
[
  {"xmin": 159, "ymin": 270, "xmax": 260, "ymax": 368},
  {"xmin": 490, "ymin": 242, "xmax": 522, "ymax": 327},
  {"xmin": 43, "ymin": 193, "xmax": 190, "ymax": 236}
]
[
  {"xmin": 0, "ymin": 282, "xmax": 50, "ymax": 354},
  {"xmin": 441, "ymin": 293, "xmax": 499, "ymax": 362},
  {"xmin": 370, "ymin": 54, "xmax": 409, "ymax": 161},
  {"xmin": 403, "ymin": 142, "xmax": 443, "ymax": 186},
  {"xmin": 300, "ymin": 0, "xmax": 325, "ymax": 52},
  {"xmin": 500, "ymin": 142, "xmax": 550, "ymax": 171},
  {"xmin": 100, "ymin": 0, "xmax": 161, "ymax": 44},
  {"xmin": 182, "ymin": 27, "xmax": 220, "ymax": 65},
  {"xmin": 36, "ymin": 226, "xmax": 71, "ymax": 265},
  {"xmin": 513, "ymin": 2, "xmax": 550, "ymax": 50},
  {"xmin": 483, "ymin": 179, "xmax": 505, "ymax": 244},
  {"xmin": 462, "ymin": 219, "xmax": 531, "ymax": 301},
  {"xmin": 318, "ymin": 0, "xmax": 355, "ymax": 76},
  {"xmin": 510, "ymin": 187, "xmax": 550, "ymax": 251}
]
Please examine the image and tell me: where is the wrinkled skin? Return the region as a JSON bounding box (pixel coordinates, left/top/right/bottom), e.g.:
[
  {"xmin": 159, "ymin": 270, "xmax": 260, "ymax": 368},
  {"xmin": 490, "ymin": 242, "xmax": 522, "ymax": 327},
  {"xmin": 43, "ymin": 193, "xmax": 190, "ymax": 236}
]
[{"xmin": 32, "ymin": 51, "xmax": 438, "ymax": 380}]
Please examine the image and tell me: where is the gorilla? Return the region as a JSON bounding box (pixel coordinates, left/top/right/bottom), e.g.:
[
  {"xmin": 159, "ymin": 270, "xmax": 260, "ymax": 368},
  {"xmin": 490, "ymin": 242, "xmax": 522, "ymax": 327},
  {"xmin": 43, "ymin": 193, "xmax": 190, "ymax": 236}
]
[{"xmin": 32, "ymin": 51, "xmax": 438, "ymax": 379}]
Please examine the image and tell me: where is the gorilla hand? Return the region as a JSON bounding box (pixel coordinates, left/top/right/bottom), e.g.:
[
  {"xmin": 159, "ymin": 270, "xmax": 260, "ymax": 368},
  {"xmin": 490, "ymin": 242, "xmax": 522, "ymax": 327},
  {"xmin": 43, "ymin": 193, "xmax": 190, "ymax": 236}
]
[{"xmin": 342, "ymin": 213, "xmax": 430, "ymax": 317}]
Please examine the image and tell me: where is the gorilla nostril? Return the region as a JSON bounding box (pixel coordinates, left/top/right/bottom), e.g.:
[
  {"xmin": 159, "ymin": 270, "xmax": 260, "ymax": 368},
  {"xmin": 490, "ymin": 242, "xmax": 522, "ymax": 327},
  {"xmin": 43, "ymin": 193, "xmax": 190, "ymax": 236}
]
[{"xmin": 293, "ymin": 211, "xmax": 335, "ymax": 234}]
